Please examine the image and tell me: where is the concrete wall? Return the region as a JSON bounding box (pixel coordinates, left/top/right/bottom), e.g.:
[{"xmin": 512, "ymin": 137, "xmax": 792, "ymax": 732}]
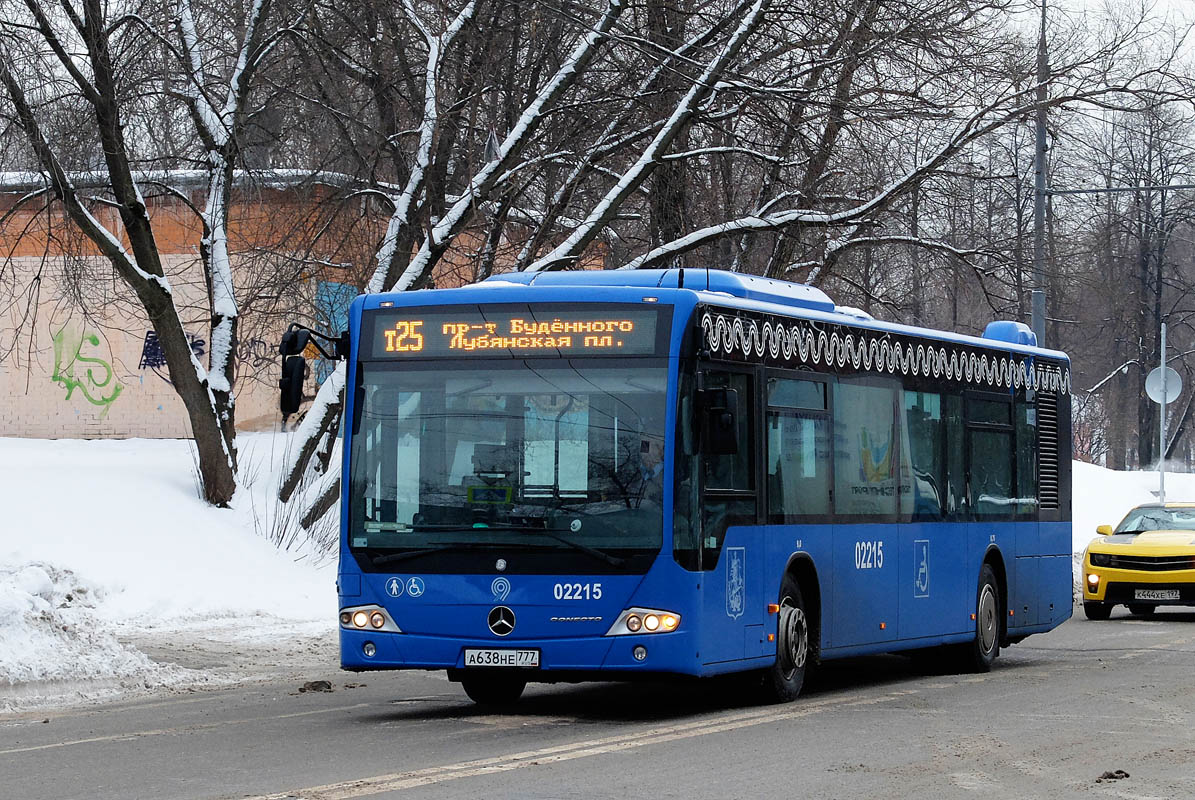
[{"xmin": 0, "ymin": 254, "xmax": 295, "ymax": 438}]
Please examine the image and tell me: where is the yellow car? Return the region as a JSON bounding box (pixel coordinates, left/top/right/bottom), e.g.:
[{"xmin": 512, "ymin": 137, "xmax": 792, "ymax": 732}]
[{"xmin": 1083, "ymin": 503, "xmax": 1195, "ymax": 620}]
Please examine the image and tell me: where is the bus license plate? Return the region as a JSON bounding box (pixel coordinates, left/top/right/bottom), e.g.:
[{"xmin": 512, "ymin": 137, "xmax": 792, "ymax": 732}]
[
  {"xmin": 463, "ymin": 648, "xmax": 540, "ymax": 668},
  {"xmin": 1135, "ymin": 589, "xmax": 1179, "ymax": 601}
]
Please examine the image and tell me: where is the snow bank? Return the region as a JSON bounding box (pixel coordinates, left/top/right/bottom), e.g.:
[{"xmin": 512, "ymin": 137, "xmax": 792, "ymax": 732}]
[
  {"xmin": 1070, "ymin": 461, "xmax": 1195, "ymax": 554},
  {"xmin": 0, "ymin": 562, "xmax": 187, "ymax": 711},
  {"xmin": 0, "ymin": 434, "xmax": 335, "ymax": 709}
]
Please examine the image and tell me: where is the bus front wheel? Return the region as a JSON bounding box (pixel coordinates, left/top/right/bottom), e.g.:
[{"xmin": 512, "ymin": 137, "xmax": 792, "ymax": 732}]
[
  {"xmin": 460, "ymin": 673, "xmax": 527, "ymax": 706},
  {"xmin": 761, "ymin": 574, "xmax": 809, "ymax": 703}
]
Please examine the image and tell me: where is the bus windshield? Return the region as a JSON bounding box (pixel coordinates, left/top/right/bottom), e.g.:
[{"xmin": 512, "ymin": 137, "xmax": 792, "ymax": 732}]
[{"xmin": 349, "ymin": 359, "xmax": 669, "ymax": 570}]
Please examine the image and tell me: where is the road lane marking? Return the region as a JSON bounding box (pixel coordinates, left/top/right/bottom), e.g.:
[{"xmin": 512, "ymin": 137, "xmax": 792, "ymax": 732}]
[
  {"xmin": 0, "ymin": 704, "xmax": 372, "ymax": 756},
  {"xmin": 238, "ymin": 690, "xmax": 915, "ymax": 800}
]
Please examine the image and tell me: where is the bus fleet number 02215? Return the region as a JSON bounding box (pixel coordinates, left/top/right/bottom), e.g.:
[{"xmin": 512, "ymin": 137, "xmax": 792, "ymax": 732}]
[
  {"xmin": 855, "ymin": 540, "xmax": 884, "ymax": 570},
  {"xmin": 554, "ymin": 582, "xmax": 602, "ymax": 600}
]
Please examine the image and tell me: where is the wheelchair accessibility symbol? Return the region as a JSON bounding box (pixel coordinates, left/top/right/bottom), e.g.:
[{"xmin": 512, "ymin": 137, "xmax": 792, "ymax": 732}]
[
  {"xmin": 914, "ymin": 540, "xmax": 930, "ymax": 598},
  {"xmin": 406, "ymin": 577, "xmax": 426, "ymax": 598}
]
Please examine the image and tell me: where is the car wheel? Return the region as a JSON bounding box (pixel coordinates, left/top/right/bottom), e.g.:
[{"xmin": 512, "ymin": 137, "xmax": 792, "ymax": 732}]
[
  {"xmin": 759, "ymin": 573, "xmax": 810, "ymax": 703},
  {"xmin": 460, "ymin": 674, "xmax": 527, "ymax": 706},
  {"xmin": 1083, "ymin": 601, "xmax": 1112, "ymax": 620},
  {"xmin": 1127, "ymin": 603, "xmax": 1156, "ymax": 616}
]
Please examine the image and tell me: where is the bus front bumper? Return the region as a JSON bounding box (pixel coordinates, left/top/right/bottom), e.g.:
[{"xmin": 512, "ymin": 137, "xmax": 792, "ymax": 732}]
[{"xmin": 339, "ymin": 627, "xmax": 700, "ymax": 676}]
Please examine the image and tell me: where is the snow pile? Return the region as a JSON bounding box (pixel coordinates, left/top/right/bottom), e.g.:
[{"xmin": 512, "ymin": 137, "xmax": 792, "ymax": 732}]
[
  {"xmin": 0, "ymin": 434, "xmax": 335, "ymax": 710},
  {"xmin": 0, "ymin": 563, "xmax": 184, "ymax": 710}
]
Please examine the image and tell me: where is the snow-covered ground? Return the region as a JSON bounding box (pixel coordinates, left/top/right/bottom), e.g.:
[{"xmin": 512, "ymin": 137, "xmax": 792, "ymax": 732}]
[
  {"xmin": 2, "ymin": 434, "xmax": 1194, "ymax": 714},
  {"xmin": 0, "ymin": 434, "xmax": 336, "ymax": 712}
]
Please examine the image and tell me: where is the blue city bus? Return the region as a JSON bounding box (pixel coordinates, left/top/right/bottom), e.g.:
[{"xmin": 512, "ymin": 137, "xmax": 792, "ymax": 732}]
[{"xmin": 333, "ymin": 269, "xmax": 1072, "ymax": 705}]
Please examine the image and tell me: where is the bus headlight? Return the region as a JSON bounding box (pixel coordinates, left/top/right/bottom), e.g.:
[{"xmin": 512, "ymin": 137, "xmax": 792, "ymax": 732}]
[
  {"xmin": 340, "ymin": 605, "xmax": 402, "ymax": 633},
  {"xmin": 605, "ymin": 607, "xmax": 681, "ymax": 636}
]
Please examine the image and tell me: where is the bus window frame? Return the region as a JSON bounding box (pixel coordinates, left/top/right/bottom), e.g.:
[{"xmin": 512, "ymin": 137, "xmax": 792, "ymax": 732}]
[
  {"xmin": 695, "ymin": 361, "xmax": 762, "ymax": 571},
  {"xmin": 963, "ymin": 390, "xmax": 1033, "ymax": 521}
]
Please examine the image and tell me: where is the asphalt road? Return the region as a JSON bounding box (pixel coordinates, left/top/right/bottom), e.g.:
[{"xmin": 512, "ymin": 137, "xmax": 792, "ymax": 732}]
[{"xmin": 3, "ymin": 607, "xmax": 1194, "ymax": 800}]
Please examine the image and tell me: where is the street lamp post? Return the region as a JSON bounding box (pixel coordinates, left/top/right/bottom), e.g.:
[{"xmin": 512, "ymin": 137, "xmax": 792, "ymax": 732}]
[{"xmin": 1032, "ymin": 0, "xmax": 1048, "ymax": 347}]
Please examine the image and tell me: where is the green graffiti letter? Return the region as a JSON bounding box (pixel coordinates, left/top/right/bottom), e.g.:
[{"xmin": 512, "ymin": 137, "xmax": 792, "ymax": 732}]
[{"xmin": 51, "ymin": 326, "xmax": 123, "ymax": 416}]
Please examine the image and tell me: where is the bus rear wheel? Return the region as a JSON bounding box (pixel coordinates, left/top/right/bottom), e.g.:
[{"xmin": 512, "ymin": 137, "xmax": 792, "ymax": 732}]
[
  {"xmin": 760, "ymin": 574, "xmax": 809, "ymax": 703},
  {"xmin": 958, "ymin": 564, "xmax": 1001, "ymax": 673},
  {"xmin": 1127, "ymin": 603, "xmax": 1156, "ymax": 616},
  {"xmin": 460, "ymin": 673, "xmax": 527, "ymax": 706}
]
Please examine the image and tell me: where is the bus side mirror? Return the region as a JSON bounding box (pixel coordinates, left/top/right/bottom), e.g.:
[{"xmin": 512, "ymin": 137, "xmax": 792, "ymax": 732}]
[
  {"xmin": 279, "ymin": 328, "xmax": 311, "ymax": 418},
  {"xmin": 1095, "ymin": 524, "xmax": 1113, "ymax": 537},
  {"xmin": 700, "ymin": 388, "xmax": 739, "ymax": 456}
]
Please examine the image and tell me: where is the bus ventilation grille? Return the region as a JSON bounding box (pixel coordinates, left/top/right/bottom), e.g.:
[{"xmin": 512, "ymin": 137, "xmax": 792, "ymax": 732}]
[{"xmin": 1037, "ymin": 393, "xmax": 1060, "ymax": 509}]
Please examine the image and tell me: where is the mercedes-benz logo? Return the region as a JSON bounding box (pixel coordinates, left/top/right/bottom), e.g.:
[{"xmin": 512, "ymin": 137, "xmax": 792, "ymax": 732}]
[{"xmin": 488, "ymin": 606, "xmax": 516, "ymax": 636}]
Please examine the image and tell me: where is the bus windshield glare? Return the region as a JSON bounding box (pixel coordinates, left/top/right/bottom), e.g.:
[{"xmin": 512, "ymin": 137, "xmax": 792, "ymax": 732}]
[{"xmin": 349, "ymin": 359, "xmax": 669, "ymax": 570}]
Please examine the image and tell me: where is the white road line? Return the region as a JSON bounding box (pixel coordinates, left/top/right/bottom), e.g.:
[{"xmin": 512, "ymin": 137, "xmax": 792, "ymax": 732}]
[
  {"xmin": 239, "ymin": 690, "xmax": 918, "ymax": 800},
  {"xmin": 0, "ymin": 704, "xmax": 372, "ymax": 756}
]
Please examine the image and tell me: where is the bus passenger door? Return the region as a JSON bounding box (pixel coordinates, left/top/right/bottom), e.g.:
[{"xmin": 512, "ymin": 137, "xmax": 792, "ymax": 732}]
[{"xmin": 697, "ymin": 369, "xmax": 764, "ymax": 667}]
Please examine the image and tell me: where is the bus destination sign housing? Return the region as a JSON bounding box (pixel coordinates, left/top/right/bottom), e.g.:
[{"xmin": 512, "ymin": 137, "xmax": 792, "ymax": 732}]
[{"xmin": 365, "ymin": 304, "xmax": 668, "ymax": 359}]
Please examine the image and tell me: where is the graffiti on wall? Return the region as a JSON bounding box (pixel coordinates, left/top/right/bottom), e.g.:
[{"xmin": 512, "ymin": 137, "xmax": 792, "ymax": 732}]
[
  {"xmin": 51, "ymin": 326, "xmax": 123, "ymax": 415},
  {"xmin": 138, "ymin": 330, "xmax": 207, "ymax": 383},
  {"xmin": 237, "ymin": 337, "xmax": 273, "ymax": 369}
]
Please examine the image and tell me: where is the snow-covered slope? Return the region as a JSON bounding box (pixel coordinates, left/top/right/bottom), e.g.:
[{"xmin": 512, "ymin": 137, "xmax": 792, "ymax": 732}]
[{"xmin": 0, "ymin": 434, "xmax": 334, "ymax": 711}]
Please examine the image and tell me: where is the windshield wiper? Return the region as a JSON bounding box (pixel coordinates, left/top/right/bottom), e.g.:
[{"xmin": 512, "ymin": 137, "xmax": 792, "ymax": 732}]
[
  {"xmin": 369, "ymin": 542, "xmax": 492, "ymax": 566},
  {"xmin": 474, "ymin": 524, "xmax": 626, "ymax": 567}
]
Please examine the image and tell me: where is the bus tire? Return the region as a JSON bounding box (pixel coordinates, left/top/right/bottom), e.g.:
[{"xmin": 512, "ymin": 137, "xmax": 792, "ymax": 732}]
[
  {"xmin": 1127, "ymin": 603, "xmax": 1155, "ymax": 617},
  {"xmin": 1083, "ymin": 601, "xmax": 1111, "ymax": 620},
  {"xmin": 761, "ymin": 573, "xmax": 810, "ymax": 703},
  {"xmin": 460, "ymin": 674, "xmax": 527, "ymax": 706},
  {"xmin": 962, "ymin": 564, "xmax": 1001, "ymax": 672}
]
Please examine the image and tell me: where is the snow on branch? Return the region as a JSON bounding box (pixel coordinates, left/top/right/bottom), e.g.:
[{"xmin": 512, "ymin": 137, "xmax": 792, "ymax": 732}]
[
  {"xmin": 387, "ymin": 0, "xmax": 626, "ymax": 293},
  {"xmin": 365, "ymin": 0, "xmax": 478, "ymax": 294},
  {"xmin": 618, "ymin": 78, "xmax": 1158, "ymax": 273},
  {"xmin": 527, "ymin": 0, "xmax": 773, "ymax": 273}
]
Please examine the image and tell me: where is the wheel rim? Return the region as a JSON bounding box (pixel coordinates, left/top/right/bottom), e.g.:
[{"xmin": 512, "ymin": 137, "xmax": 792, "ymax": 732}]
[
  {"xmin": 977, "ymin": 583, "xmax": 997, "ymax": 655},
  {"xmin": 777, "ymin": 597, "xmax": 808, "ymax": 679}
]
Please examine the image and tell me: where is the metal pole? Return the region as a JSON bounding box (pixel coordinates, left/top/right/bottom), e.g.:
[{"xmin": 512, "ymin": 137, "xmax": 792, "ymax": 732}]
[
  {"xmin": 1160, "ymin": 321, "xmax": 1167, "ymax": 503},
  {"xmin": 1031, "ymin": 0, "xmax": 1048, "ymax": 347}
]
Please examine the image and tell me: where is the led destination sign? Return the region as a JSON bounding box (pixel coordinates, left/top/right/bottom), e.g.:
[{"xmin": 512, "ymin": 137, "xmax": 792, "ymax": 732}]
[{"xmin": 367, "ymin": 305, "xmax": 666, "ymax": 359}]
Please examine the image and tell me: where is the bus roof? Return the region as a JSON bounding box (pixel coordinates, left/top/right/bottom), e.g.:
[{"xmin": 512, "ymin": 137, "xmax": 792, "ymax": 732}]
[{"xmin": 364, "ymin": 268, "xmax": 1068, "ymax": 362}]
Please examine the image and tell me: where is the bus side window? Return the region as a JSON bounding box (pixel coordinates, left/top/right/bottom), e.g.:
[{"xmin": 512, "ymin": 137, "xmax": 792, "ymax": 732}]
[
  {"xmin": 703, "ymin": 372, "xmax": 753, "ymax": 491},
  {"xmin": 767, "ymin": 376, "xmax": 830, "ymax": 521},
  {"xmin": 1016, "ymin": 399, "xmax": 1038, "ymax": 516},
  {"xmin": 700, "ymin": 370, "xmax": 755, "ymax": 570},
  {"xmin": 674, "ymin": 373, "xmax": 702, "ymax": 571},
  {"xmin": 834, "ymin": 378, "xmax": 899, "ymax": 518},
  {"xmin": 944, "ymin": 394, "xmax": 966, "ymax": 517},
  {"xmin": 901, "ymin": 390, "xmax": 944, "ymax": 519},
  {"xmin": 966, "ymin": 393, "xmax": 1014, "ymax": 519}
]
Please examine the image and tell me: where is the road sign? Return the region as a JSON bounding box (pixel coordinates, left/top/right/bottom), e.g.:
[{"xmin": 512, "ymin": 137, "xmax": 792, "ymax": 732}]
[{"xmin": 1146, "ymin": 366, "xmax": 1182, "ymax": 404}]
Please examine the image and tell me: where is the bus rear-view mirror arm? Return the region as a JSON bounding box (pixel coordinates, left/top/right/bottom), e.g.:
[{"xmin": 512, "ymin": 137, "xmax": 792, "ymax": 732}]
[{"xmin": 278, "ymin": 323, "xmax": 350, "ymax": 420}]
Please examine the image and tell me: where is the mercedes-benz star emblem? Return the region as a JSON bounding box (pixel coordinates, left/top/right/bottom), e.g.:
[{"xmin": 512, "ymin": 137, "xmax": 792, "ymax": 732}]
[{"xmin": 488, "ymin": 606, "xmax": 516, "ymax": 636}]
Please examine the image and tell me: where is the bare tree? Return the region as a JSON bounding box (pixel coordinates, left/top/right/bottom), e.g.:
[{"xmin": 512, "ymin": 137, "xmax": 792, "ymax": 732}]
[{"xmin": 0, "ymin": 0, "xmax": 292, "ymax": 504}]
